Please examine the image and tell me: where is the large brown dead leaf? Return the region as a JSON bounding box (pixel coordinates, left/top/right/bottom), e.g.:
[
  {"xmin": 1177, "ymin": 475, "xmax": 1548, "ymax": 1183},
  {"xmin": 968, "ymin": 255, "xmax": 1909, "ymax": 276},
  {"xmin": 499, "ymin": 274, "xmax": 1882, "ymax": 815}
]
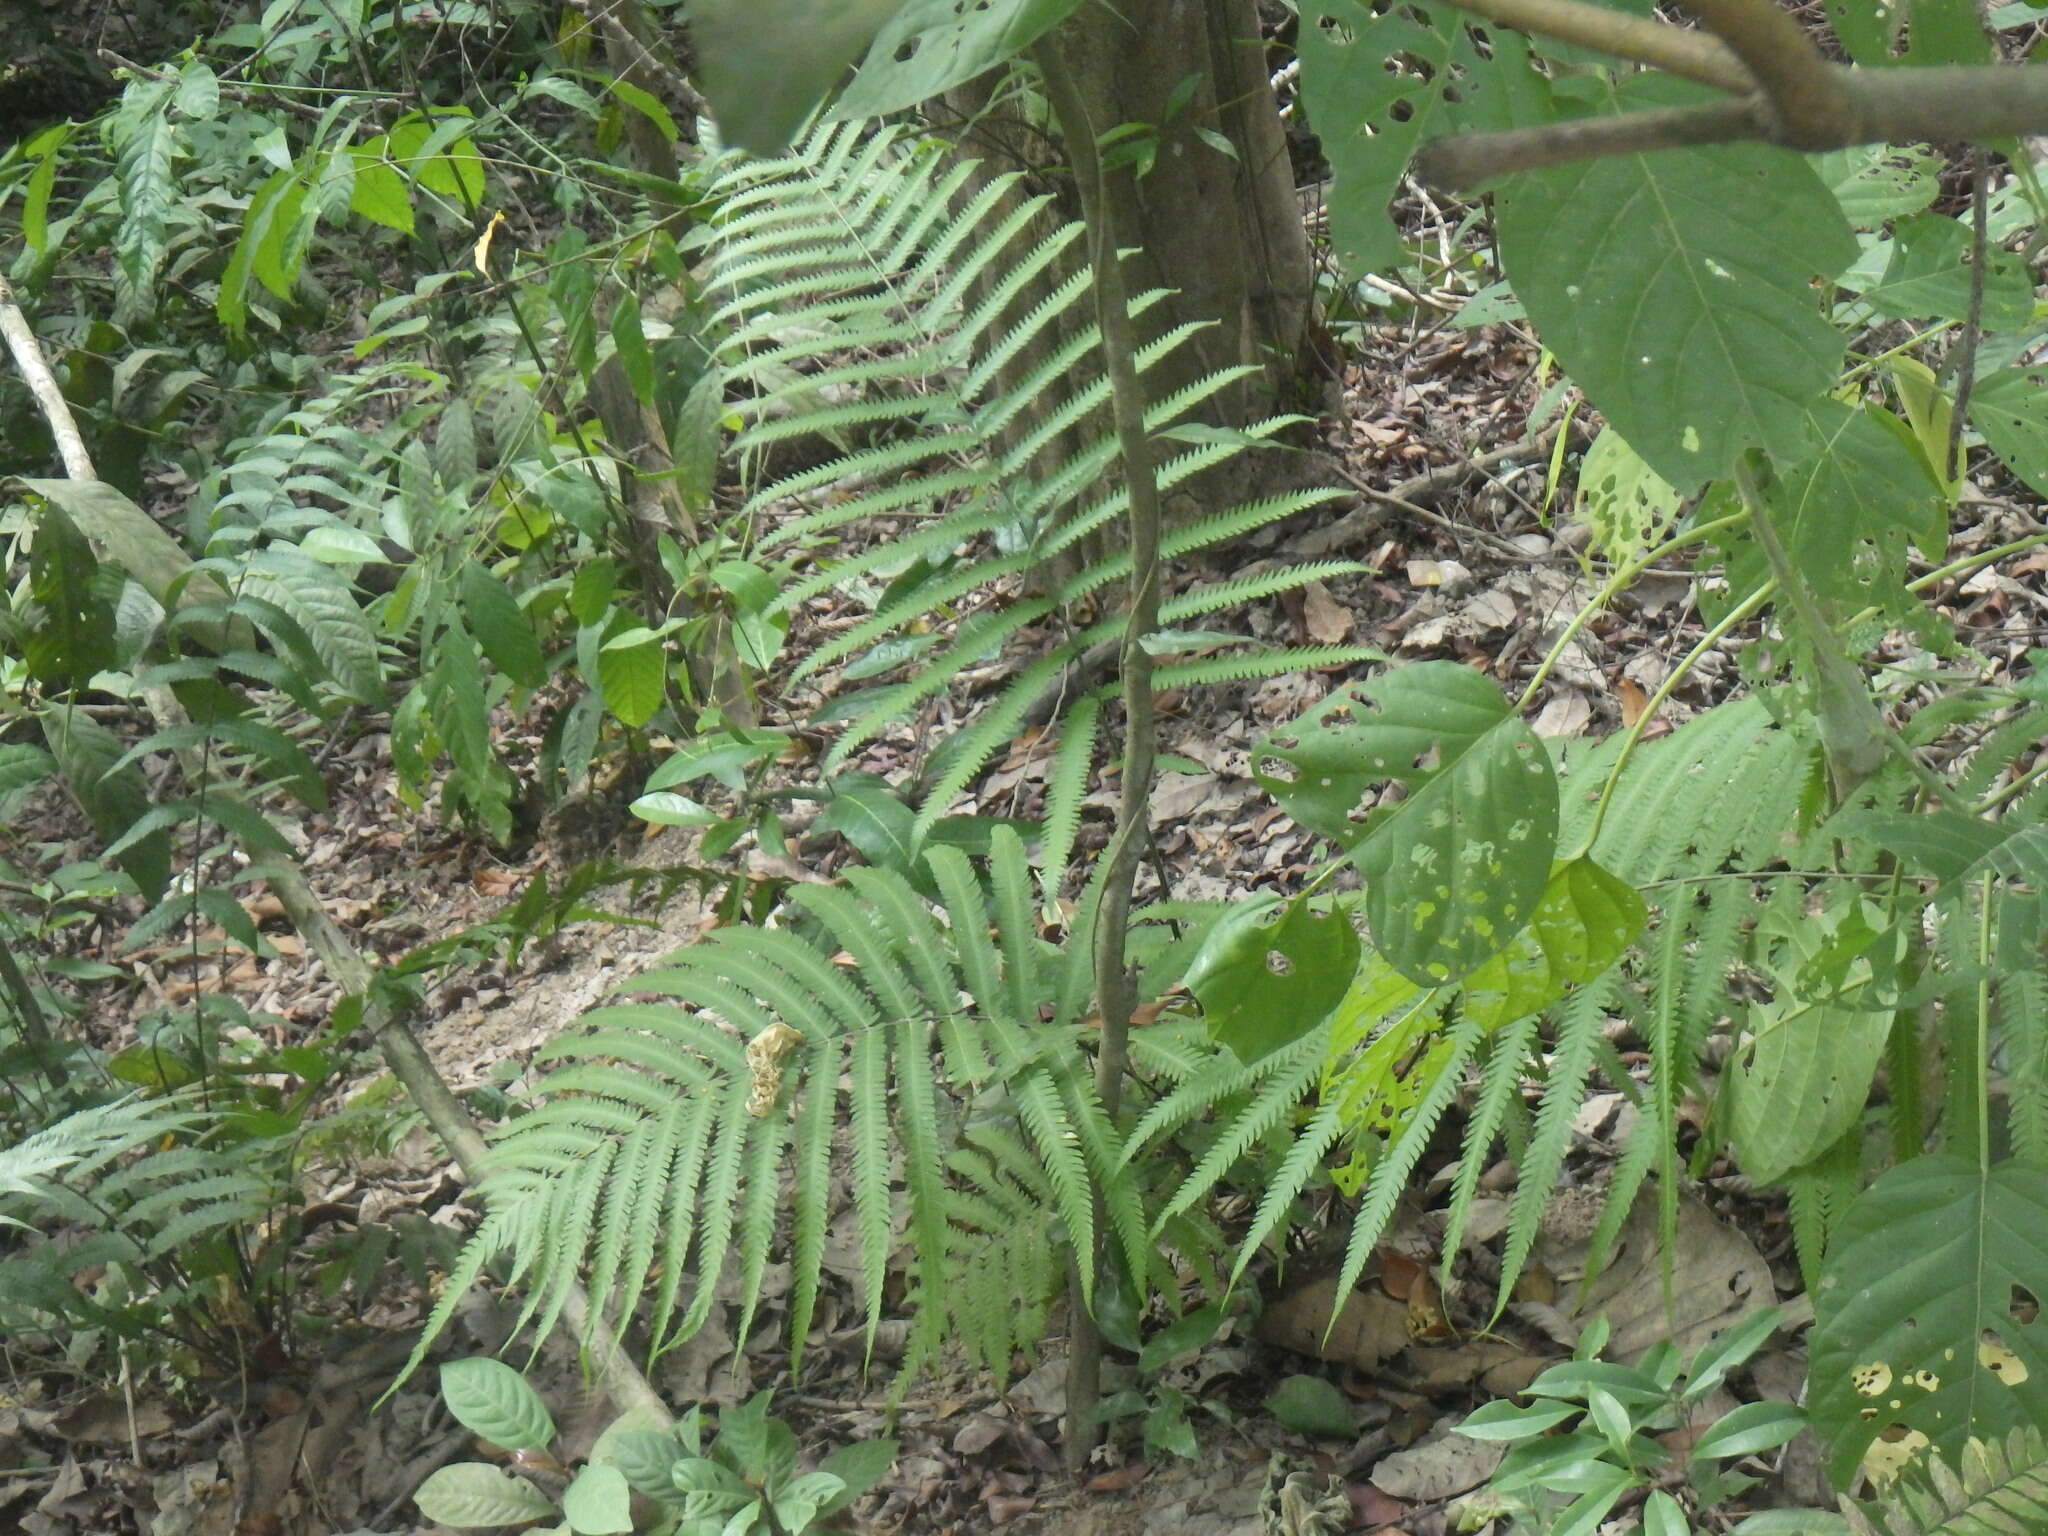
[{"xmin": 1555, "ymin": 1192, "xmax": 1775, "ymax": 1364}]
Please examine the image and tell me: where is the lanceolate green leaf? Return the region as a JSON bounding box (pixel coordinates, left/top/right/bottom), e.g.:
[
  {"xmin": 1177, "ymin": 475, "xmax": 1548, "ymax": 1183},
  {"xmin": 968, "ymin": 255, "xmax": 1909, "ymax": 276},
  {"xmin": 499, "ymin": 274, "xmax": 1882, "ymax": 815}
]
[
  {"xmin": 459, "ymin": 560, "xmax": 547, "ymax": 689},
  {"xmin": 240, "ymin": 548, "xmax": 383, "ymax": 704},
  {"xmin": 1809, "ymin": 1157, "xmax": 2048, "ymax": 1486},
  {"xmin": 1497, "ymin": 76, "xmax": 1856, "ymax": 490}
]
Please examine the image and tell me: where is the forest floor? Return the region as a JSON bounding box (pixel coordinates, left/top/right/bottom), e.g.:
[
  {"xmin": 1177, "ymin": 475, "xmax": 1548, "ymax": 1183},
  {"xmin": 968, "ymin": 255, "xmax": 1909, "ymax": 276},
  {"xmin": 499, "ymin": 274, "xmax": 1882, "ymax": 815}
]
[{"xmin": 12, "ymin": 143, "xmax": 2043, "ymax": 1536}]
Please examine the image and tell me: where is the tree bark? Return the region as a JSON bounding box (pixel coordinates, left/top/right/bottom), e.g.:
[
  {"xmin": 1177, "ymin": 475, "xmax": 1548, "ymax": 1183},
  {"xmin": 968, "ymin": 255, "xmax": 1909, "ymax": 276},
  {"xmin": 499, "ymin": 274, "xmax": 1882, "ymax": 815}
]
[
  {"xmin": 1047, "ymin": 0, "xmax": 1312, "ymax": 429},
  {"xmin": 942, "ymin": 0, "xmax": 1313, "ymax": 548}
]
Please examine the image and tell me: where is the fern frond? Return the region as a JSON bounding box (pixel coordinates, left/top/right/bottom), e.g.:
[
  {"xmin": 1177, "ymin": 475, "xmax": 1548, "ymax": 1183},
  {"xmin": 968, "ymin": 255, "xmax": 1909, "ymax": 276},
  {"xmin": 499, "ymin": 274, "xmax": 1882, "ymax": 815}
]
[
  {"xmin": 1150, "ymin": 643, "xmax": 1383, "ymax": 691},
  {"xmin": 0, "ymin": 1093, "xmax": 206, "ymax": 1210},
  {"xmin": 402, "ymin": 843, "xmax": 1153, "ymax": 1388},
  {"xmin": 1997, "ymin": 932, "xmax": 2048, "ymax": 1168},
  {"xmin": 1494, "ymin": 981, "xmax": 1610, "ymax": 1306},
  {"xmin": 1157, "ymin": 1042, "xmax": 1327, "ymax": 1227},
  {"xmin": 1439, "ymin": 1017, "xmax": 1538, "ymax": 1282},
  {"xmin": 1322, "ymin": 1018, "xmax": 1484, "ymax": 1301},
  {"xmin": 1038, "ymin": 695, "xmax": 1100, "ymax": 914}
]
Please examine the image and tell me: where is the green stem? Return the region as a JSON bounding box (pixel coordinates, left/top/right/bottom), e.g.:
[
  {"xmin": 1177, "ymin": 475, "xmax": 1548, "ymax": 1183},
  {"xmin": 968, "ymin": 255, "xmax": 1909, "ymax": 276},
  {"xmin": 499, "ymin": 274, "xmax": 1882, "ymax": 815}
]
[
  {"xmin": 1033, "ymin": 37, "xmax": 1166, "ymax": 1478},
  {"xmin": 1514, "ymin": 511, "xmax": 1749, "ymax": 711},
  {"xmin": 1573, "ymin": 580, "xmax": 1774, "ymax": 856},
  {"xmin": 1735, "ymin": 457, "xmax": 1946, "ymax": 803}
]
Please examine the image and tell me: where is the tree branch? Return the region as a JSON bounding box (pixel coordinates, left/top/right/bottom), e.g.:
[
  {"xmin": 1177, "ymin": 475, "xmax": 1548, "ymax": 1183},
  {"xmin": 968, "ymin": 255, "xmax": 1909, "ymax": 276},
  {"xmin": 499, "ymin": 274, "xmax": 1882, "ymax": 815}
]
[
  {"xmin": 1680, "ymin": 0, "xmax": 1848, "ymax": 145},
  {"xmin": 1430, "ymin": 0, "xmax": 1752, "ymax": 93},
  {"xmin": 1414, "ymin": 96, "xmax": 1765, "ymax": 186},
  {"xmin": 1416, "ymin": 64, "xmax": 2048, "ymax": 190}
]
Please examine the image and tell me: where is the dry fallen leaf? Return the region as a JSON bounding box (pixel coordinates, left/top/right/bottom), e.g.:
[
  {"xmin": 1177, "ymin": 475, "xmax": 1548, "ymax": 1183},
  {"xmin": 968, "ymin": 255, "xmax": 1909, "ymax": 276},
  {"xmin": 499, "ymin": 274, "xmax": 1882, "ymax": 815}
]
[
  {"xmin": 1257, "ymin": 1275, "xmax": 1409, "ymax": 1372},
  {"xmin": 1616, "ymin": 675, "xmax": 1650, "ymax": 727},
  {"xmin": 1301, "ymin": 580, "xmax": 1353, "ymax": 643}
]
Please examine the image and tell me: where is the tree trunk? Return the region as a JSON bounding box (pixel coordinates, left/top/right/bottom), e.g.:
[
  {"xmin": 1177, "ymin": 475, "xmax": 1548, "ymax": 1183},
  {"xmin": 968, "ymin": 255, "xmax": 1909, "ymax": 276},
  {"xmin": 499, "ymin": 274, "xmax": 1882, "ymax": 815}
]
[
  {"xmin": 1050, "ymin": 0, "xmax": 1312, "ymax": 431},
  {"xmin": 941, "ymin": 0, "xmax": 1312, "ymax": 569}
]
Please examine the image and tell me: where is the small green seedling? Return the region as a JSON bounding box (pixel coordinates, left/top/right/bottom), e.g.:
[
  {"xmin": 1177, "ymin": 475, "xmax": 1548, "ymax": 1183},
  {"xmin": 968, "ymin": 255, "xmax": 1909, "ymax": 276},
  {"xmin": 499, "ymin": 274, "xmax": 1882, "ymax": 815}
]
[
  {"xmin": 413, "ymin": 1359, "xmax": 896, "ymax": 1535},
  {"xmin": 1453, "ymin": 1310, "xmax": 1806, "ymax": 1536}
]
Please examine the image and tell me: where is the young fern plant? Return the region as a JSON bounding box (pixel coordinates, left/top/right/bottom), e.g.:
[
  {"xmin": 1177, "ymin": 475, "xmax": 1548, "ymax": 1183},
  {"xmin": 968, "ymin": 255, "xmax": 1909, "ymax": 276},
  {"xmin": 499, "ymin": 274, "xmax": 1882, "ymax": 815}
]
[
  {"xmin": 679, "ymin": 121, "xmax": 1377, "ymax": 835},
  {"xmin": 393, "ymin": 828, "xmax": 1228, "ymax": 1389}
]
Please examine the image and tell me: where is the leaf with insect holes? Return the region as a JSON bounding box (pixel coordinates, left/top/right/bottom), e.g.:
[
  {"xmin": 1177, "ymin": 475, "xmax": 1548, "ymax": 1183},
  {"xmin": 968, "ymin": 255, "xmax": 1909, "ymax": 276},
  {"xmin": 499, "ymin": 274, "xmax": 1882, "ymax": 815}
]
[
  {"xmin": 1809, "ymin": 1157, "xmax": 2048, "ymax": 1487},
  {"xmin": 1185, "ymin": 895, "xmax": 1361, "ymax": 1063},
  {"xmin": 1254, "ymin": 664, "xmax": 1558, "ymax": 985}
]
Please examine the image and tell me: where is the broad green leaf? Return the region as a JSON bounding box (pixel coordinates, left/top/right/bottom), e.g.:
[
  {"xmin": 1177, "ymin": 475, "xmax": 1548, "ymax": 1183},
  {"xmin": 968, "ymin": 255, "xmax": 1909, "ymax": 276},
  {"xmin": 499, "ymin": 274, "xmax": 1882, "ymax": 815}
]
[
  {"xmin": 559, "ymin": 1463, "xmax": 632, "ymax": 1535},
  {"xmin": 1497, "ymin": 76, "xmax": 1856, "ymax": 490},
  {"xmin": 10, "ymin": 479, "xmax": 242, "ymax": 654},
  {"xmin": 1255, "ymin": 663, "xmax": 1557, "ymax": 983},
  {"xmin": 1263, "ymin": 1374, "xmax": 1357, "ymax": 1438},
  {"xmin": 388, "ymin": 111, "xmax": 484, "ymax": 204},
  {"xmin": 1713, "ymin": 399, "xmax": 1945, "ymax": 617},
  {"xmin": 349, "ymin": 137, "xmax": 414, "ymax": 233},
  {"xmin": 1532, "ymin": 856, "xmax": 1644, "ymax": 982},
  {"xmin": 1809, "ymin": 1157, "xmax": 2048, "ymax": 1486},
  {"xmin": 1856, "ymin": 214, "xmax": 2034, "ymax": 329},
  {"xmin": 692, "ymin": 0, "xmax": 902, "ymax": 153},
  {"xmin": 439, "ymin": 1358, "xmax": 556, "ymax": 1450},
  {"xmin": 1971, "ymin": 366, "xmax": 2048, "ymax": 499},
  {"xmin": 1578, "ymin": 426, "xmax": 1682, "ymax": 565},
  {"xmin": 1812, "ymin": 144, "xmax": 1942, "ymax": 224},
  {"xmin": 1186, "ymin": 896, "xmax": 1361, "ymax": 1062},
  {"xmin": 1299, "ymin": 0, "xmax": 1549, "ymax": 274},
  {"xmin": 835, "ymin": 0, "xmax": 1086, "ymax": 119},
  {"xmin": 459, "ymin": 561, "xmax": 548, "ymax": 689},
  {"xmin": 596, "ymin": 635, "xmax": 664, "ymax": 728},
  {"xmin": 414, "ymin": 1463, "xmax": 556, "ymax": 1527}
]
